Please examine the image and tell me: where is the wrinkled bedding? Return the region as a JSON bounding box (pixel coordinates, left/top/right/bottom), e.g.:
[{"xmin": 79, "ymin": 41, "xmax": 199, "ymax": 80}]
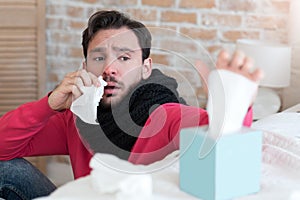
[
  {"xmin": 239, "ymin": 132, "xmax": 300, "ymax": 200},
  {"xmin": 36, "ymin": 110, "xmax": 300, "ymax": 200},
  {"xmin": 35, "ymin": 130, "xmax": 300, "ymax": 200}
]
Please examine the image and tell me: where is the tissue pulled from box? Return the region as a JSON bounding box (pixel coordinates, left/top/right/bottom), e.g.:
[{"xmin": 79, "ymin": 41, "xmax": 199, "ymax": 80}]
[
  {"xmin": 70, "ymin": 76, "xmax": 107, "ymax": 124},
  {"xmin": 206, "ymin": 69, "xmax": 258, "ymax": 136}
]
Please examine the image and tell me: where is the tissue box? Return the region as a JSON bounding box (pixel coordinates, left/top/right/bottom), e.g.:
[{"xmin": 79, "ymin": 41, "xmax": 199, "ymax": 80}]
[{"xmin": 179, "ymin": 126, "xmax": 262, "ymax": 200}]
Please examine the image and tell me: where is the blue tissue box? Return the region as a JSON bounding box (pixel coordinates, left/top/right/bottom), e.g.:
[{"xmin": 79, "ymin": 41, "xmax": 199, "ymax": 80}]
[{"xmin": 179, "ymin": 126, "xmax": 262, "ymax": 200}]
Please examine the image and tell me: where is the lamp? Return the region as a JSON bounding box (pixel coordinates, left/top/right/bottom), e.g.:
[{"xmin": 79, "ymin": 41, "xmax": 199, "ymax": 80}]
[{"xmin": 236, "ymin": 39, "xmax": 291, "ymax": 120}]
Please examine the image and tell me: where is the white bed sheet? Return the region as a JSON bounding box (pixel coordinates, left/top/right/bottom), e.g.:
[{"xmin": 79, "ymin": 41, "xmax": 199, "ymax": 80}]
[{"xmin": 36, "ymin": 113, "xmax": 300, "ymax": 200}]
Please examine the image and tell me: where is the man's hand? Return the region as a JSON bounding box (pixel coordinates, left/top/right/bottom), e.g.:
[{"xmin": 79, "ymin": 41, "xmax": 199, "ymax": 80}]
[
  {"xmin": 216, "ymin": 50, "xmax": 263, "ymax": 83},
  {"xmin": 48, "ymin": 69, "xmax": 100, "ymax": 111},
  {"xmin": 196, "ymin": 49, "xmax": 264, "ymax": 97}
]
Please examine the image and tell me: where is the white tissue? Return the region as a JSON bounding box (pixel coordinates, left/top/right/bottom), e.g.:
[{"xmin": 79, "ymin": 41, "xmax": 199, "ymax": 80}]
[
  {"xmin": 206, "ymin": 69, "xmax": 258, "ymax": 136},
  {"xmin": 70, "ymin": 76, "xmax": 107, "ymax": 124},
  {"xmin": 90, "ymin": 153, "xmax": 152, "ymax": 200}
]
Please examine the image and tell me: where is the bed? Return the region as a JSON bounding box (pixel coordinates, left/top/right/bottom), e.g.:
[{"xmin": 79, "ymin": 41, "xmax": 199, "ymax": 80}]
[{"xmin": 36, "ymin": 110, "xmax": 300, "ymax": 200}]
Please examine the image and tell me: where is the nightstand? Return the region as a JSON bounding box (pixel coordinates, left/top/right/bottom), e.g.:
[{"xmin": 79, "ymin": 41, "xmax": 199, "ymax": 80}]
[{"xmin": 282, "ymin": 103, "xmax": 300, "ymax": 113}]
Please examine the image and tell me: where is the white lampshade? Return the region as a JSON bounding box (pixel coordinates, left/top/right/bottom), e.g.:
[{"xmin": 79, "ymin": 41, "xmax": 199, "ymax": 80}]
[
  {"xmin": 236, "ymin": 39, "xmax": 292, "ymax": 119},
  {"xmin": 236, "ymin": 39, "xmax": 291, "ymax": 88}
]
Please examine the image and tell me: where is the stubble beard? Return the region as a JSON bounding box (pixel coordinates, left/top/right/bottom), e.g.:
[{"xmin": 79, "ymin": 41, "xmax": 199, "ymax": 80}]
[{"xmin": 99, "ymin": 81, "xmax": 140, "ymax": 109}]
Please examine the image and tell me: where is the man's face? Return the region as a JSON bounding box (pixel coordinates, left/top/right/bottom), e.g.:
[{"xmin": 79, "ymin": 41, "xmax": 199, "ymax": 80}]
[{"xmin": 84, "ymin": 27, "xmax": 151, "ymax": 107}]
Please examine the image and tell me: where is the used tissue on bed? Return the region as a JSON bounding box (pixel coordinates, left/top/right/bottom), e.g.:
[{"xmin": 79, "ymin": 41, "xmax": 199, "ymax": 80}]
[
  {"xmin": 179, "ymin": 70, "xmax": 262, "ymax": 200},
  {"xmin": 89, "ymin": 153, "xmax": 152, "ymax": 200},
  {"xmin": 70, "ymin": 76, "xmax": 107, "ymax": 124}
]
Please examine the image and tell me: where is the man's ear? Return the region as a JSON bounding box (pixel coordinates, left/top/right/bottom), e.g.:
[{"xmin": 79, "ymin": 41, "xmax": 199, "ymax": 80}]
[
  {"xmin": 142, "ymin": 58, "xmax": 152, "ymax": 79},
  {"xmin": 82, "ymin": 60, "xmax": 87, "ymax": 70}
]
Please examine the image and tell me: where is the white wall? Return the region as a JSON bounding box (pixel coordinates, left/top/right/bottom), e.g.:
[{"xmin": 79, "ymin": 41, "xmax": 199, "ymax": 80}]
[{"xmin": 283, "ymin": 0, "xmax": 300, "ymax": 109}]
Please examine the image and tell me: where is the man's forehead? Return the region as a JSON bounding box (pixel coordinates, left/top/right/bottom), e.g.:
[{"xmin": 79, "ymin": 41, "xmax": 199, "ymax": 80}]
[{"xmin": 89, "ymin": 28, "xmax": 141, "ymax": 52}]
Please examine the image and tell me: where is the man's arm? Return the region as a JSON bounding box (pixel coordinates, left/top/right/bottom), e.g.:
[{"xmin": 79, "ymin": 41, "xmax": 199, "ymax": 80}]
[
  {"xmin": 129, "ymin": 103, "xmax": 253, "ymax": 165},
  {"xmin": 0, "ymin": 68, "xmax": 103, "ymax": 160},
  {"xmin": 128, "ymin": 103, "xmax": 208, "ymax": 165},
  {"xmin": 129, "ymin": 49, "xmax": 261, "ymax": 165},
  {"xmin": 0, "ymin": 95, "xmax": 69, "ymax": 160}
]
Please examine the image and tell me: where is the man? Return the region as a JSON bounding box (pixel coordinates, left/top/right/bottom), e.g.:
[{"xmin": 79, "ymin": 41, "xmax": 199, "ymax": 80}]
[{"xmin": 0, "ymin": 10, "xmax": 262, "ymax": 200}]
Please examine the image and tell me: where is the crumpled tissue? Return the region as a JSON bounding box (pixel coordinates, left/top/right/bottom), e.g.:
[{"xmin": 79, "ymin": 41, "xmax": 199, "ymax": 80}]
[
  {"xmin": 206, "ymin": 69, "xmax": 258, "ymax": 136},
  {"xmin": 90, "ymin": 153, "xmax": 153, "ymax": 200},
  {"xmin": 70, "ymin": 76, "xmax": 107, "ymax": 124}
]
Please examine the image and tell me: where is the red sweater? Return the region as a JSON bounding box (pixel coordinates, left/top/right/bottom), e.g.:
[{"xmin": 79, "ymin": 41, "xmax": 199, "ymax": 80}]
[{"xmin": 0, "ymin": 95, "xmax": 253, "ymax": 179}]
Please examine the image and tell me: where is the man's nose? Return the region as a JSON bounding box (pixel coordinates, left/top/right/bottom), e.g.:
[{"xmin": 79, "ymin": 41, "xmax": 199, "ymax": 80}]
[{"xmin": 103, "ymin": 58, "xmax": 117, "ymax": 76}]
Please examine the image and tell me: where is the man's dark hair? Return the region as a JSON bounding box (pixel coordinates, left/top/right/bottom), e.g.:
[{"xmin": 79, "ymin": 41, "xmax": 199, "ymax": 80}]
[{"xmin": 82, "ymin": 10, "xmax": 152, "ymax": 61}]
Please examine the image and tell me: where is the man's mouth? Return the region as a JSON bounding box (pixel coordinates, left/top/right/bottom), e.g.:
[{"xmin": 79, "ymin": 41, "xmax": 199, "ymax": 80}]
[{"xmin": 104, "ymin": 83, "xmax": 120, "ymax": 96}]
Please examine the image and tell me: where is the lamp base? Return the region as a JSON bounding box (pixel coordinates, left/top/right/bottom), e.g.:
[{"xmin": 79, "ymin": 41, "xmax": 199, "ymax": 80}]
[{"xmin": 253, "ymin": 87, "xmax": 281, "ymax": 120}]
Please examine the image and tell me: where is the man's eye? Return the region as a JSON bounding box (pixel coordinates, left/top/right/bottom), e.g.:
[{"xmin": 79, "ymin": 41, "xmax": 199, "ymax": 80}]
[
  {"xmin": 119, "ymin": 56, "xmax": 130, "ymax": 61},
  {"xmin": 95, "ymin": 57, "xmax": 104, "ymax": 61}
]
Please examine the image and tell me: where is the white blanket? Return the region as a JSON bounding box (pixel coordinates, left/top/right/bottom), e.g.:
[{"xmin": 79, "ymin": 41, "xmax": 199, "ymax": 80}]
[{"xmin": 35, "ymin": 129, "xmax": 300, "ymax": 200}]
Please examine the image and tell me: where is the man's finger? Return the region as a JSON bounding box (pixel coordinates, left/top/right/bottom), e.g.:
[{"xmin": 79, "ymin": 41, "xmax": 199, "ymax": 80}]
[
  {"xmin": 71, "ymin": 84, "xmax": 83, "ymax": 101},
  {"xmin": 229, "ymin": 50, "xmax": 245, "ymax": 69},
  {"xmin": 216, "ymin": 50, "xmax": 230, "ymax": 69},
  {"xmin": 251, "ymin": 68, "xmax": 264, "ymax": 83},
  {"xmin": 88, "ymin": 72, "xmax": 101, "ymax": 87},
  {"xmin": 240, "ymin": 57, "xmax": 254, "ymax": 73},
  {"xmin": 79, "ymin": 69, "xmax": 92, "ymax": 86}
]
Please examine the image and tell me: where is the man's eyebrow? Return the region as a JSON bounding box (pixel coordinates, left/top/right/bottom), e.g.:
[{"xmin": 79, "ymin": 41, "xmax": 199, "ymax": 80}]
[
  {"xmin": 89, "ymin": 46, "xmax": 136, "ymax": 53},
  {"xmin": 112, "ymin": 46, "xmax": 135, "ymax": 53},
  {"xmin": 90, "ymin": 47, "xmax": 106, "ymax": 53}
]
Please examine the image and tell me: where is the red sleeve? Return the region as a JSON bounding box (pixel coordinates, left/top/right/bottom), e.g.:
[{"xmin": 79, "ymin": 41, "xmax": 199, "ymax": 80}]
[
  {"xmin": 128, "ymin": 104, "xmax": 253, "ymax": 165},
  {"xmin": 0, "ymin": 95, "xmax": 69, "ymax": 160},
  {"xmin": 243, "ymin": 106, "xmax": 253, "ymax": 127},
  {"xmin": 128, "ymin": 103, "xmax": 208, "ymax": 164}
]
